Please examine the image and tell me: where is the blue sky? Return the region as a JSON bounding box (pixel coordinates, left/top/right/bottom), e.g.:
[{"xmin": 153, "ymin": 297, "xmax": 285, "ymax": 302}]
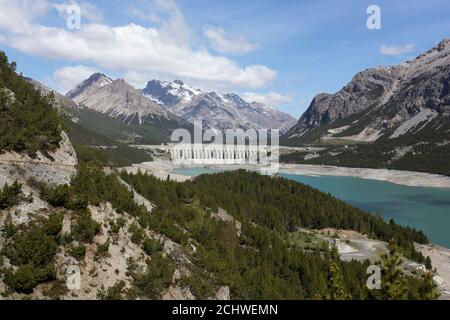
[{"xmin": 0, "ymin": 0, "xmax": 449, "ymax": 118}]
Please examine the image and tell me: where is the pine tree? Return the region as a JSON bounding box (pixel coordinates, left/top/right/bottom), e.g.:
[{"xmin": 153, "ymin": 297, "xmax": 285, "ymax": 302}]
[
  {"xmin": 377, "ymin": 240, "xmax": 408, "ymax": 300},
  {"xmin": 327, "ymin": 262, "xmax": 351, "ymax": 300},
  {"xmin": 419, "ymin": 272, "xmax": 439, "ymax": 300},
  {"xmin": 425, "ymin": 256, "xmax": 432, "ymax": 270}
]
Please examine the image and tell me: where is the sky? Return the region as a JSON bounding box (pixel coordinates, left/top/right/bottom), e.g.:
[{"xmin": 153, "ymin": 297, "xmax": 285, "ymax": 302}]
[{"xmin": 0, "ymin": 0, "xmax": 449, "ymax": 118}]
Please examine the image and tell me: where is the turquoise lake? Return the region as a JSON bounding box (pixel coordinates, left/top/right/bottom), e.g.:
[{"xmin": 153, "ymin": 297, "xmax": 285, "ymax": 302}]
[{"xmin": 171, "ymin": 167, "xmax": 450, "ymax": 248}]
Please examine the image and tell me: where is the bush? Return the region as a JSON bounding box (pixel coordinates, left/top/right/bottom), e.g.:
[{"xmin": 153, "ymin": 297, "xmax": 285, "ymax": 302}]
[
  {"xmin": 129, "ymin": 223, "xmax": 144, "ymax": 245},
  {"xmin": 96, "ymin": 240, "xmax": 110, "ymax": 258},
  {"xmin": 0, "ymin": 181, "xmax": 23, "ymax": 210},
  {"xmin": 129, "ymin": 254, "xmax": 175, "ymax": 299},
  {"xmin": 3, "ymin": 263, "xmax": 54, "ymax": 294},
  {"xmin": 142, "ymin": 237, "xmax": 162, "ymax": 256},
  {"xmin": 71, "ymin": 209, "xmax": 101, "ymax": 243},
  {"xmin": 97, "ymin": 280, "xmax": 126, "ymax": 300},
  {"xmin": 2, "ymin": 214, "xmax": 61, "ymax": 293},
  {"xmin": 69, "ymin": 243, "xmax": 87, "ymax": 260}
]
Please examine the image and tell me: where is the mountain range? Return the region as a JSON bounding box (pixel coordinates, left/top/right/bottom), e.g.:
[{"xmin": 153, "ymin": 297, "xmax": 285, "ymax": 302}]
[
  {"xmin": 67, "ymin": 74, "xmax": 296, "ymax": 136},
  {"xmin": 282, "ymin": 38, "xmax": 450, "ymax": 176},
  {"xmin": 141, "ymin": 79, "xmax": 296, "ymax": 132},
  {"xmin": 285, "ymin": 38, "xmax": 450, "ymax": 144}
]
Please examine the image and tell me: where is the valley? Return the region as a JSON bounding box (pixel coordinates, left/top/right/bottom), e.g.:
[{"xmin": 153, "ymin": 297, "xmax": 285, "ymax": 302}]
[{"xmin": 1, "ymin": 31, "xmax": 449, "ymax": 301}]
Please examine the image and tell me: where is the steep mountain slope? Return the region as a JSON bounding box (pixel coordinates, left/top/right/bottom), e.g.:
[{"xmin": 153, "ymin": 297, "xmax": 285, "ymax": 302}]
[
  {"xmin": 141, "ymin": 80, "xmax": 296, "ymax": 132},
  {"xmin": 25, "ymin": 77, "xmax": 153, "ymax": 166},
  {"xmin": 282, "ymin": 39, "xmax": 450, "ymax": 176},
  {"xmin": 67, "ymin": 74, "xmax": 191, "ymax": 143},
  {"xmin": 285, "ymin": 39, "xmax": 450, "ymax": 145}
]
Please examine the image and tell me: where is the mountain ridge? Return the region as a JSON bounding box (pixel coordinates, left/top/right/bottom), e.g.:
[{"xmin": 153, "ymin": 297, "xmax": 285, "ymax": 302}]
[
  {"xmin": 281, "ymin": 39, "xmax": 450, "ymax": 176},
  {"xmin": 140, "ymin": 79, "xmax": 297, "ymax": 132},
  {"xmin": 285, "ymin": 38, "xmax": 450, "ymax": 144}
]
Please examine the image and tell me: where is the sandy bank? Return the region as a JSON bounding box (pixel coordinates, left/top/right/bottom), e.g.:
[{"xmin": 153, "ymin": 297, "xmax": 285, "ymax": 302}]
[
  {"xmin": 278, "ymin": 164, "xmax": 450, "ymax": 188},
  {"xmin": 124, "ymin": 160, "xmax": 450, "ymax": 188}
]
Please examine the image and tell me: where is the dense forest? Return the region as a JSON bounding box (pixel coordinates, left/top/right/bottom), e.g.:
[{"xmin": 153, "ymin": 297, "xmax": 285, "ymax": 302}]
[
  {"xmin": 118, "ymin": 169, "xmax": 434, "ymax": 299},
  {"xmin": 0, "ymin": 51, "xmax": 62, "ymax": 154},
  {"xmin": 1, "ymin": 162, "xmax": 437, "ymax": 299}
]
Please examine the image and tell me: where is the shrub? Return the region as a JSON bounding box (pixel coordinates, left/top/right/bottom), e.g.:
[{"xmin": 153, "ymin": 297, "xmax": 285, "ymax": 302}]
[
  {"xmin": 71, "ymin": 209, "xmax": 101, "ymax": 243},
  {"xmin": 2, "ymin": 214, "xmax": 61, "ymax": 293},
  {"xmin": 97, "ymin": 280, "xmax": 126, "ymax": 300},
  {"xmin": 129, "ymin": 254, "xmax": 175, "ymax": 299},
  {"xmin": 142, "ymin": 237, "xmax": 162, "ymax": 256},
  {"xmin": 96, "ymin": 240, "xmax": 110, "ymax": 258},
  {"xmin": 0, "ymin": 181, "xmax": 23, "ymax": 210},
  {"xmin": 69, "ymin": 243, "xmax": 87, "ymax": 260}
]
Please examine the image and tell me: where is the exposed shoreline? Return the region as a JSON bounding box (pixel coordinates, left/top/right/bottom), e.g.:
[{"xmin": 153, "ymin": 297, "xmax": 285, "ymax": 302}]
[
  {"xmin": 278, "ymin": 164, "xmax": 450, "ymax": 188},
  {"xmin": 125, "ymin": 160, "xmax": 450, "ymax": 188}
]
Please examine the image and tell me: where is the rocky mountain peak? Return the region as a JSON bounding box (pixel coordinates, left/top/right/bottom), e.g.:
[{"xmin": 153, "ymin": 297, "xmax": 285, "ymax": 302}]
[
  {"xmin": 141, "ymin": 79, "xmax": 202, "ymax": 107},
  {"xmin": 66, "ymin": 74, "xmax": 172, "ymax": 122},
  {"xmin": 66, "ymin": 72, "xmax": 112, "ymax": 98},
  {"xmin": 435, "ymin": 38, "xmax": 450, "ymax": 52},
  {"xmin": 285, "ymin": 39, "xmax": 450, "ymax": 145}
]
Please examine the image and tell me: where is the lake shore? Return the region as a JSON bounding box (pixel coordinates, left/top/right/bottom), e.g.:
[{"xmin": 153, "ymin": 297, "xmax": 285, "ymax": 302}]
[
  {"xmin": 278, "ymin": 164, "xmax": 450, "ymax": 188},
  {"xmin": 124, "ymin": 160, "xmax": 450, "ymax": 188}
]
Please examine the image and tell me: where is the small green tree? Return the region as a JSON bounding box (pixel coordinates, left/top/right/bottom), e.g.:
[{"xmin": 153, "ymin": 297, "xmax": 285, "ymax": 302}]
[
  {"xmin": 327, "ymin": 262, "xmax": 351, "ymax": 300},
  {"xmin": 425, "ymin": 256, "xmax": 432, "ymax": 270},
  {"xmin": 376, "ymin": 240, "xmax": 408, "ymax": 300}
]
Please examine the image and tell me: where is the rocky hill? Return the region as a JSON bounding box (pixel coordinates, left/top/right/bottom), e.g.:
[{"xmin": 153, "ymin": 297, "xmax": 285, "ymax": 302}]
[
  {"xmin": 285, "ymin": 39, "xmax": 450, "ymax": 144},
  {"xmin": 282, "ymin": 39, "xmax": 450, "ymax": 176}
]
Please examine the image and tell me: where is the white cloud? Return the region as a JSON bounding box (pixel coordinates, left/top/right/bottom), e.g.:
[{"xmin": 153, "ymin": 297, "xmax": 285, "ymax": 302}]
[
  {"xmin": 0, "ymin": 0, "xmax": 275, "ymax": 89},
  {"xmin": 380, "ymin": 43, "xmax": 415, "ymax": 56},
  {"xmin": 242, "ymin": 91, "xmax": 293, "ymax": 106},
  {"xmin": 126, "ymin": 6, "xmax": 161, "ymax": 24},
  {"xmin": 204, "ymin": 26, "xmax": 258, "ymax": 55},
  {"xmin": 53, "ymin": 1, "xmax": 103, "ymax": 23},
  {"xmin": 0, "ymin": 0, "xmax": 49, "ymax": 33},
  {"xmin": 52, "ymin": 65, "xmax": 98, "ymax": 93}
]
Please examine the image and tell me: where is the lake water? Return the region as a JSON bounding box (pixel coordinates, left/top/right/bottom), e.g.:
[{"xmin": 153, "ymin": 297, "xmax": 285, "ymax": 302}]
[{"xmin": 171, "ymin": 167, "xmax": 450, "ymax": 248}]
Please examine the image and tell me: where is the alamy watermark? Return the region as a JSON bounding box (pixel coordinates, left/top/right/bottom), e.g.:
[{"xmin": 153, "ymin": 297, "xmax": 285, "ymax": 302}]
[
  {"xmin": 367, "ymin": 5, "xmax": 381, "ymax": 30},
  {"xmin": 366, "ymin": 265, "xmax": 381, "ymax": 290},
  {"xmin": 170, "ymin": 121, "xmax": 280, "ymax": 174},
  {"xmin": 66, "ymin": 265, "xmax": 81, "ymax": 290}
]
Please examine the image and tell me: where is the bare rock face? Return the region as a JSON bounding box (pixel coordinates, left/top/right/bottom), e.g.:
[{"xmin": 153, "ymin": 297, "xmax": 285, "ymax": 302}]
[
  {"xmin": 67, "ymin": 75, "xmax": 171, "ymax": 122},
  {"xmin": 141, "ymin": 80, "xmax": 297, "ymax": 132},
  {"xmin": 295, "ymin": 67, "xmax": 401, "ymax": 129},
  {"xmin": 211, "ymin": 208, "xmax": 242, "ymax": 237},
  {"xmin": 163, "ymin": 286, "xmax": 195, "ymax": 300},
  {"xmin": 215, "ymin": 286, "xmax": 231, "ymax": 300},
  {"xmin": 0, "ymin": 131, "xmax": 78, "ymax": 186},
  {"xmin": 286, "ymin": 38, "xmax": 450, "ymax": 143}
]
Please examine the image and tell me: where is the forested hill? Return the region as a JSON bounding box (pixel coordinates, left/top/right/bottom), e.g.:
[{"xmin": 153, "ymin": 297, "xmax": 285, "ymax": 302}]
[
  {"xmin": 191, "ymin": 170, "xmax": 428, "ymax": 245},
  {"xmin": 118, "ymin": 169, "xmax": 434, "ymax": 299},
  {"xmin": 121, "ymin": 169, "xmax": 428, "ymax": 259},
  {"xmin": 0, "ymin": 51, "xmax": 61, "ymax": 154}
]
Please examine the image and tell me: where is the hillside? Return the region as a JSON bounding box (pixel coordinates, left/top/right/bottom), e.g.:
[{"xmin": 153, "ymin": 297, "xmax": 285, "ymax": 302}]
[
  {"xmin": 0, "ymin": 52, "xmax": 62, "ymax": 155},
  {"xmin": 23, "ymin": 76, "xmax": 153, "ymax": 167},
  {"xmin": 282, "ymin": 39, "xmax": 450, "ymax": 176},
  {"xmin": 0, "ymin": 163, "xmax": 438, "ymax": 300},
  {"xmin": 0, "ymin": 51, "xmax": 440, "ymax": 301},
  {"xmin": 66, "ymin": 74, "xmax": 193, "ymax": 144}
]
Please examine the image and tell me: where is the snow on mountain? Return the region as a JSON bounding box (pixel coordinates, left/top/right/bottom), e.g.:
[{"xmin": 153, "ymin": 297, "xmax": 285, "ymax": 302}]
[
  {"xmin": 140, "ymin": 80, "xmax": 297, "ymax": 132},
  {"xmin": 66, "ymin": 76, "xmax": 176, "ymax": 124}
]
